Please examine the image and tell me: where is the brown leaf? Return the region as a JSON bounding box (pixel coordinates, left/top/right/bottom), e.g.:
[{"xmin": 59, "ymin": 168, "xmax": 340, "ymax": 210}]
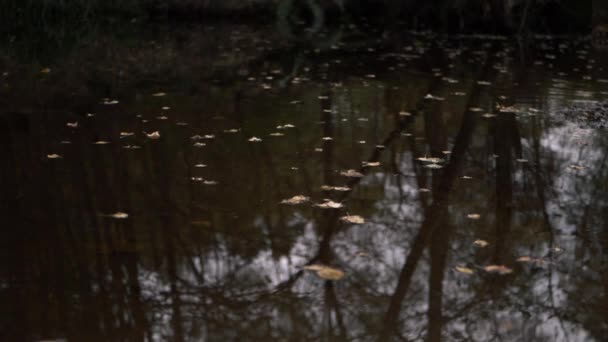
[{"xmin": 483, "ymin": 265, "xmax": 513, "ymax": 275}]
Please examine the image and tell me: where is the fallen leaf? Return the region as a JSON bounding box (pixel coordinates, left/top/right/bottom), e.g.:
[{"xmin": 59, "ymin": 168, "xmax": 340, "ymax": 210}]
[
  {"xmin": 340, "ymin": 215, "xmax": 365, "ymax": 224},
  {"xmin": 303, "ymin": 264, "xmax": 345, "ymax": 280},
  {"xmin": 455, "ymin": 266, "xmax": 475, "ymax": 274},
  {"xmin": 417, "ymin": 157, "xmax": 444, "ymax": 163},
  {"xmin": 152, "ymin": 92, "xmax": 166, "ymax": 97},
  {"xmin": 483, "ymin": 265, "xmax": 513, "ymax": 275},
  {"xmin": 47, "ymin": 154, "xmax": 62, "ymax": 159},
  {"xmin": 516, "ymin": 256, "xmax": 532, "ymax": 263},
  {"xmin": 363, "ymin": 161, "xmax": 380, "ymax": 167},
  {"xmin": 40, "ymin": 68, "xmax": 51, "ymax": 73},
  {"xmin": 248, "ymin": 137, "xmax": 262, "ymax": 142},
  {"xmin": 314, "ymin": 199, "xmax": 343, "ymax": 209},
  {"xmin": 424, "ymin": 163, "xmax": 443, "ymax": 169},
  {"xmin": 66, "ymin": 122, "xmax": 78, "ymax": 128},
  {"xmin": 467, "ymin": 213, "xmax": 481, "ymax": 220},
  {"xmin": 340, "ymin": 169, "xmax": 364, "ymax": 178},
  {"xmin": 94, "ymin": 140, "xmax": 110, "ymax": 145},
  {"xmin": 120, "ymin": 132, "xmax": 134, "ymax": 138},
  {"xmin": 281, "ymin": 195, "xmax": 310, "ymax": 205},
  {"xmin": 145, "ymin": 131, "xmax": 161, "ymax": 139},
  {"xmin": 110, "ymin": 212, "xmax": 129, "ymax": 219},
  {"xmin": 473, "ymin": 239, "xmax": 489, "ymax": 247},
  {"xmin": 321, "ymin": 185, "xmax": 351, "ymax": 191}
]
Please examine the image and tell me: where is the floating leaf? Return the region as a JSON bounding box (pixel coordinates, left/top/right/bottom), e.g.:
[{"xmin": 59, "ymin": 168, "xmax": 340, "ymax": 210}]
[
  {"xmin": 224, "ymin": 128, "xmax": 240, "ymax": 133},
  {"xmin": 321, "ymin": 185, "xmax": 351, "ymax": 192},
  {"xmin": 363, "ymin": 161, "xmax": 380, "ymax": 167},
  {"xmin": 120, "ymin": 132, "xmax": 134, "ymax": 138},
  {"xmin": 66, "ymin": 122, "xmax": 78, "ymax": 128},
  {"xmin": 417, "ymin": 157, "xmax": 444, "ymax": 163},
  {"xmin": 145, "ymin": 131, "xmax": 161, "ymax": 139},
  {"xmin": 110, "ymin": 212, "xmax": 129, "ymax": 219},
  {"xmin": 467, "ymin": 213, "xmax": 481, "ymax": 220},
  {"xmin": 195, "ymin": 164, "xmax": 207, "ymax": 168},
  {"xmin": 516, "ymin": 256, "xmax": 532, "ymax": 263},
  {"xmin": 281, "ymin": 195, "xmax": 310, "ymax": 205},
  {"xmin": 102, "ymin": 99, "xmax": 119, "ymax": 105},
  {"xmin": 47, "ymin": 154, "xmax": 62, "ymax": 159},
  {"xmin": 455, "ymin": 266, "xmax": 475, "ymax": 274},
  {"xmin": 314, "ymin": 199, "xmax": 343, "ymax": 209},
  {"xmin": 269, "ymin": 132, "xmax": 284, "ymax": 137},
  {"xmin": 473, "ymin": 239, "xmax": 489, "ymax": 247},
  {"xmin": 152, "ymin": 92, "xmax": 167, "ymax": 97},
  {"xmin": 424, "ymin": 163, "xmax": 443, "ymax": 169},
  {"xmin": 248, "ymin": 137, "xmax": 262, "ymax": 142},
  {"xmin": 340, "ymin": 169, "xmax": 364, "ymax": 178},
  {"xmin": 94, "ymin": 140, "xmax": 110, "ymax": 145},
  {"xmin": 303, "ymin": 264, "xmax": 345, "ymax": 280},
  {"xmin": 425, "ymin": 94, "xmax": 445, "ymax": 101},
  {"xmin": 40, "ymin": 67, "xmax": 51, "ymax": 73},
  {"xmin": 483, "ymin": 265, "xmax": 513, "ymax": 275},
  {"xmin": 340, "ymin": 215, "xmax": 365, "ymax": 224}
]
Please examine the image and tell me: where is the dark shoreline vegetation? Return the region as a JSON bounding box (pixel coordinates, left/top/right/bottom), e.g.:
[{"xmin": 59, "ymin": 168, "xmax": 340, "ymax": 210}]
[{"xmin": 2, "ymin": 0, "xmax": 593, "ymax": 35}]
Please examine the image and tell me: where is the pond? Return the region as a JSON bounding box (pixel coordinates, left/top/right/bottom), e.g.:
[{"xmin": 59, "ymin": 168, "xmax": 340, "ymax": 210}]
[{"xmin": 1, "ymin": 22, "xmax": 607, "ymax": 341}]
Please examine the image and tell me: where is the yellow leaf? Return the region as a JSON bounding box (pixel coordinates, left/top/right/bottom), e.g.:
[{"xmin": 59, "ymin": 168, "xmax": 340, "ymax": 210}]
[
  {"xmin": 455, "ymin": 266, "xmax": 474, "ymax": 274},
  {"xmin": 340, "ymin": 215, "xmax": 365, "ymax": 224},
  {"xmin": 304, "ymin": 264, "xmax": 345, "ymax": 280}
]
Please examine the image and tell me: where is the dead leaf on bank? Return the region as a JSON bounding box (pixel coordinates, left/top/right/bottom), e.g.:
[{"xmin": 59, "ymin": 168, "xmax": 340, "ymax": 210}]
[
  {"xmin": 340, "ymin": 215, "xmax": 365, "ymax": 224},
  {"xmin": 314, "ymin": 199, "xmax": 343, "ymax": 209},
  {"xmin": 340, "ymin": 169, "xmax": 364, "ymax": 178},
  {"xmin": 455, "ymin": 266, "xmax": 475, "ymax": 274},
  {"xmin": 483, "ymin": 265, "xmax": 513, "ymax": 275},
  {"xmin": 303, "ymin": 264, "xmax": 345, "ymax": 280},
  {"xmin": 280, "ymin": 195, "xmax": 309, "ymax": 205}
]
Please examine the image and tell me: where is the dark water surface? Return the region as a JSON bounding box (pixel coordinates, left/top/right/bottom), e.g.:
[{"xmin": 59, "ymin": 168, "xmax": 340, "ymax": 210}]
[{"xmin": 1, "ymin": 23, "xmax": 608, "ymax": 341}]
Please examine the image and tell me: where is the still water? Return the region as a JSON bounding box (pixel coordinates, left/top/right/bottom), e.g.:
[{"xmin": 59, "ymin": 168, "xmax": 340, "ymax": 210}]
[{"xmin": 1, "ymin": 23, "xmax": 607, "ymax": 341}]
